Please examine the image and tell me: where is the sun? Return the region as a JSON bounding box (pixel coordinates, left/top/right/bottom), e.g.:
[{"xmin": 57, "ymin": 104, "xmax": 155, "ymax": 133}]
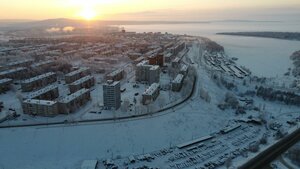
[{"xmin": 79, "ymin": 6, "xmax": 97, "ymax": 20}]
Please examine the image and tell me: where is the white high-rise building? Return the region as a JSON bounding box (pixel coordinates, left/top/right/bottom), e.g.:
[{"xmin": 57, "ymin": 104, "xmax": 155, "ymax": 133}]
[{"xmin": 103, "ymin": 80, "xmax": 121, "ymax": 110}]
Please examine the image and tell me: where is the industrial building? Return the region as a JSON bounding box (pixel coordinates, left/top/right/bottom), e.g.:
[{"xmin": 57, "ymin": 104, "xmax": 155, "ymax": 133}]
[
  {"xmin": 106, "ymin": 69, "xmax": 124, "ymax": 81},
  {"xmin": 0, "ymin": 67, "xmax": 27, "ymax": 79},
  {"xmin": 142, "ymin": 83, "xmax": 160, "ymax": 105},
  {"xmin": 136, "ymin": 60, "xmax": 160, "ymax": 84},
  {"xmin": 0, "ymin": 78, "xmax": 12, "ymax": 93},
  {"xmin": 26, "ymin": 85, "xmax": 59, "ymax": 100},
  {"xmin": 21, "ymin": 72, "xmax": 57, "ymax": 92},
  {"xmin": 172, "ymin": 74, "xmax": 184, "ymax": 92},
  {"xmin": 103, "ymin": 80, "xmax": 121, "ymax": 110},
  {"xmin": 22, "ymin": 99, "xmax": 59, "ymax": 116},
  {"xmin": 65, "ymin": 67, "xmax": 90, "ymax": 84},
  {"xmin": 69, "ymin": 75, "xmax": 95, "ymax": 93},
  {"xmin": 59, "ymin": 88, "xmax": 91, "ymax": 114}
]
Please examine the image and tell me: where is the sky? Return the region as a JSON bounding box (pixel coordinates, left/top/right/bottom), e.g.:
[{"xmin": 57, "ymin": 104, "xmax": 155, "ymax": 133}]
[{"xmin": 0, "ymin": 0, "xmax": 300, "ymax": 21}]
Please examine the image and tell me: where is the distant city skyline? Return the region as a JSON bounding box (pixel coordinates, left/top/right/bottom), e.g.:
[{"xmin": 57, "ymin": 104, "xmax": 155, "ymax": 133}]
[{"xmin": 0, "ymin": 0, "xmax": 300, "ymax": 21}]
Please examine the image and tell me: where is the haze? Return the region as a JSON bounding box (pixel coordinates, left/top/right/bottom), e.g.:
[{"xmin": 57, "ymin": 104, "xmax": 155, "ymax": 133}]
[{"xmin": 0, "ymin": 0, "xmax": 300, "ymax": 21}]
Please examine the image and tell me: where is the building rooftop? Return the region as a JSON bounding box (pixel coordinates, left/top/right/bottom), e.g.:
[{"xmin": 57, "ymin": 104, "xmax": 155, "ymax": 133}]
[
  {"xmin": 0, "ymin": 78, "xmax": 13, "ymax": 84},
  {"xmin": 23, "ymin": 99, "xmax": 57, "ymax": 106},
  {"xmin": 31, "ymin": 60, "xmax": 54, "ymax": 68},
  {"xmin": 70, "ymin": 75, "xmax": 94, "ymax": 86},
  {"xmin": 136, "ymin": 60, "xmax": 149, "ymax": 67},
  {"xmin": 107, "ymin": 69, "xmax": 123, "ymax": 77},
  {"xmin": 22, "ymin": 72, "xmax": 56, "ymax": 84},
  {"xmin": 65, "ymin": 67, "xmax": 90, "ymax": 77},
  {"xmin": 172, "ymin": 74, "xmax": 184, "ymax": 84},
  {"xmin": 6, "ymin": 59, "xmax": 34, "ymax": 67},
  {"xmin": 26, "ymin": 84, "xmax": 58, "ymax": 99},
  {"xmin": 150, "ymin": 65, "xmax": 159, "ymax": 71},
  {"xmin": 180, "ymin": 64, "xmax": 188, "ymax": 72},
  {"xmin": 60, "ymin": 88, "xmax": 89, "ymax": 103},
  {"xmin": 143, "ymin": 83, "xmax": 160, "ymax": 96},
  {"xmin": 104, "ymin": 80, "xmax": 120, "ymax": 87},
  {"xmin": 0, "ymin": 67, "xmax": 26, "ymax": 76}
]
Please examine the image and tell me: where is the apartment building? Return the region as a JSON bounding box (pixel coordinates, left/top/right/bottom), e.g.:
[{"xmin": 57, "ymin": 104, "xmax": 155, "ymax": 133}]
[
  {"xmin": 142, "ymin": 83, "xmax": 160, "ymax": 105},
  {"xmin": 69, "ymin": 75, "xmax": 95, "ymax": 93},
  {"xmin": 25, "ymin": 84, "xmax": 59, "ymax": 100},
  {"xmin": 136, "ymin": 60, "xmax": 160, "ymax": 84},
  {"xmin": 172, "ymin": 74, "xmax": 184, "ymax": 92},
  {"xmin": 103, "ymin": 80, "xmax": 121, "ymax": 110},
  {"xmin": 0, "ymin": 67, "xmax": 27, "ymax": 79},
  {"xmin": 22, "ymin": 99, "xmax": 59, "ymax": 116},
  {"xmin": 0, "ymin": 78, "xmax": 12, "ymax": 93},
  {"xmin": 59, "ymin": 88, "xmax": 91, "ymax": 114},
  {"xmin": 21, "ymin": 72, "xmax": 57, "ymax": 92},
  {"xmin": 106, "ymin": 69, "xmax": 124, "ymax": 81},
  {"xmin": 65, "ymin": 67, "xmax": 90, "ymax": 84}
]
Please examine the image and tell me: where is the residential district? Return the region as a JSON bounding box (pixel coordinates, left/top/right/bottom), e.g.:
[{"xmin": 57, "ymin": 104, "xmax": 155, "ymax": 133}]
[{"xmin": 0, "ymin": 29, "xmax": 299, "ymax": 169}]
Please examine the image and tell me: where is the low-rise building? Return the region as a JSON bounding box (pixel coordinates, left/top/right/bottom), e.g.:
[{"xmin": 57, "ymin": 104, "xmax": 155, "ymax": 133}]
[
  {"xmin": 180, "ymin": 64, "xmax": 189, "ymax": 76},
  {"xmin": 31, "ymin": 60, "xmax": 55, "ymax": 70},
  {"xmin": 0, "ymin": 67, "xmax": 27, "ymax": 79},
  {"xmin": 0, "ymin": 78, "xmax": 12, "ymax": 93},
  {"xmin": 172, "ymin": 74, "xmax": 184, "ymax": 92},
  {"xmin": 26, "ymin": 85, "xmax": 59, "ymax": 100},
  {"xmin": 142, "ymin": 83, "xmax": 160, "ymax": 105},
  {"xmin": 6, "ymin": 59, "xmax": 34, "ymax": 68},
  {"xmin": 171, "ymin": 57, "xmax": 181, "ymax": 68},
  {"xmin": 103, "ymin": 80, "xmax": 121, "ymax": 110},
  {"xmin": 22, "ymin": 99, "xmax": 58, "ymax": 116},
  {"xmin": 59, "ymin": 88, "xmax": 91, "ymax": 114},
  {"xmin": 69, "ymin": 75, "xmax": 95, "ymax": 93},
  {"xmin": 65, "ymin": 67, "xmax": 90, "ymax": 84},
  {"xmin": 21, "ymin": 72, "xmax": 57, "ymax": 92},
  {"xmin": 106, "ymin": 69, "xmax": 124, "ymax": 81}
]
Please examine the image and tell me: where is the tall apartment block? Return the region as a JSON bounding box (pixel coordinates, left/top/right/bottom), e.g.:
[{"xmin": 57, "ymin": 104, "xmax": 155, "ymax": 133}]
[
  {"xmin": 65, "ymin": 67, "xmax": 90, "ymax": 84},
  {"xmin": 21, "ymin": 72, "xmax": 57, "ymax": 92},
  {"xmin": 135, "ymin": 60, "xmax": 160, "ymax": 84},
  {"xmin": 103, "ymin": 80, "xmax": 121, "ymax": 110},
  {"xmin": 69, "ymin": 75, "xmax": 95, "ymax": 93}
]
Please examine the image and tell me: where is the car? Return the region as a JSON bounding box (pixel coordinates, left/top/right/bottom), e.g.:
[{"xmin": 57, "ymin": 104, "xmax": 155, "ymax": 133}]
[{"xmin": 134, "ymin": 93, "xmax": 139, "ymax": 96}]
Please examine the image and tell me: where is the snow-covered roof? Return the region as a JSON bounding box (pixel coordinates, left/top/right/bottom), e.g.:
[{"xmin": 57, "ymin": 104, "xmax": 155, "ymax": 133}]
[
  {"xmin": 0, "ymin": 78, "xmax": 12, "ymax": 85},
  {"xmin": 26, "ymin": 85, "xmax": 58, "ymax": 99},
  {"xmin": 70, "ymin": 75, "xmax": 94, "ymax": 86},
  {"xmin": 60, "ymin": 88, "xmax": 89, "ymax": 103},
  {"xmin": 22, "ymin": 72, "xmax": 56, "ymax": 84},
  {"xmin": 81, "ymin": 160, "xmax": 98, "ymax": 169},
  {"xmin": 0, "ymin": 67, "xmax": 26, "ymax": 76},
  {"xmin": 172, "ymin": 74, "xmax": 184, "ymax": 84},
  {"xmin": 23, "ymin": 99, "xmax": 57, "ymax": 106},
  {"xmin": 143, "ymin": 83, "xmax": 159, "ymax": 96},
  {"xmin": 65, "ymin": 67, "xmax": 90, "ymax": 77}
]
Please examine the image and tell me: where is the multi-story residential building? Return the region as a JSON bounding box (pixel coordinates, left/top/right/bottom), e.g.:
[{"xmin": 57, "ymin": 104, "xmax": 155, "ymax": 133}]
[
  {"xmin": 21, "ymin": 72, "xmax": 57, "ymax": 92},
  {"xmin": 69, "ymin": 75, "xmax": 95, "ymax": 93},
  {"xmin": 59, "ymin": 88, "xmax": 91, "ymax": 114},
  {"xmin": 142, "ymin": 83, "xmax": 160, "ymax": 105},
  {"xmin": 180, "ymin": 64, "xmax": 189, "ymax": 76},
  {"xmin": 103, "ymin": 80, "xmax": 121, "ymax": 110},
  {"xmin": 65, "ymin": 67, "xmax": 90, "ymax": 84},
  {"xmin": 106, "ymin": 69, "xmax": 124, "ymax": 81},
  {"xmin": 6, "ymin": 59, "xmax": 34, "ymax": 68},
  {"xmin": 172, "ymin": 74, "xmax": 184, "ymax": 92},
  {"xmin": 22, "ymin": 99, "xmax": 59, "ymax": 116},
  {"xmin": 0, "ymin": 67, "xmax": 28, "ymax": 79},
  {"xmin": 25, "ymin": 85, "xmax": 59, "ymax": 100},
  {"xmin": 0, "ymin": 78, "xmax": 12, "ymax": 93},
  {"xmin": 31, "ymin": 60, "xmax": 55, "ymax": 70},
  {"xmin": 135, "ymin": 60, "xmax": 160, "ymax": 84}
]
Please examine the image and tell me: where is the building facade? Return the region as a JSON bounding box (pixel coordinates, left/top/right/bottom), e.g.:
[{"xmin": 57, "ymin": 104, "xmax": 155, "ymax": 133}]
[
  {"xmin": 135, "ymin": 60, "xmax": 160, "ymax": 84},
  {"xmin": 65, "ymin": 67, "xmax": 90, "ymax": 84},
  {"xmin": 69, "ymin": 75, "xmax": 95, "ymax": 93},
  {"xmin": 21, "ymin": 72, "xmax": 57, "ymax": 92},
  {"xmin": 22, "ymin": 99, "xmax": 59, "ymax": 116},
  {"xmin": 103, "ymin": 80, "xmax": 121, "ymax": 110},
  {"xmin": 142, "ymin": 83, "xmax": 160, "ymax": 105},
  {"xmin": 172, "ymin": 74, "xmax": 184, "ymax": 92}
]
